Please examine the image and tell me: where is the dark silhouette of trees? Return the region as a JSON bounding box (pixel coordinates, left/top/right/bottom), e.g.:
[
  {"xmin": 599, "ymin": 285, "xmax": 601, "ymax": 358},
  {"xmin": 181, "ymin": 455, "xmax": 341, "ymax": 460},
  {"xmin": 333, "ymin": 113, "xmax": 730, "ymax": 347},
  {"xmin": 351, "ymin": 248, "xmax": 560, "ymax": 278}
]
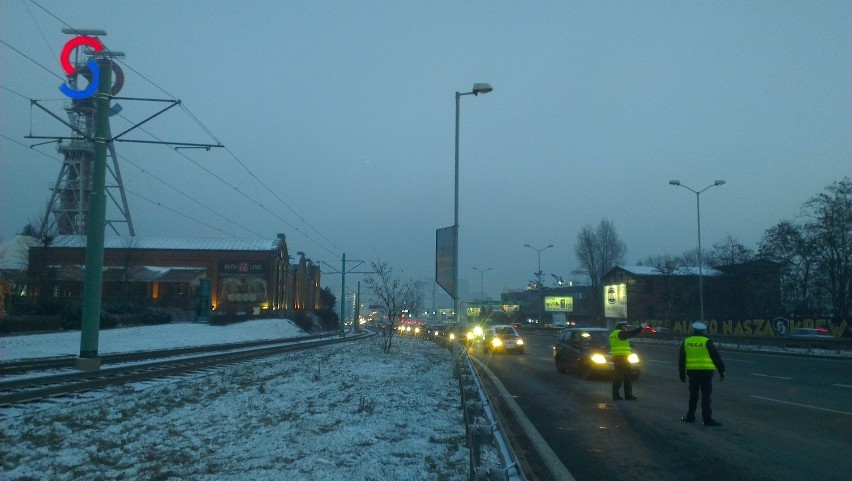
[
  {"xmin": 574, "ymin": 219, "xmax": 626, "ymax": 324},
  {"xmin": 758, "ymin": 178, "xmax": 850, "ymax": 321}
]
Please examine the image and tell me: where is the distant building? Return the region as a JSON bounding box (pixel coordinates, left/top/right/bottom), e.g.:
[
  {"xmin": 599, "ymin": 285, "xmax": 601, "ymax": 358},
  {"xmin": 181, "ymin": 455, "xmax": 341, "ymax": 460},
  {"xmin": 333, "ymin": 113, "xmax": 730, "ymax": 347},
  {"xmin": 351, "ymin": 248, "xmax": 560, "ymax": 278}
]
[
  {"xmin": 601, "ymin": 260, "xmax": 782, "ymax": 326},
  {"xmin": 24, "ymin": 234, "xmax": 321, "ymax": 317},
  {"xmin": 501, "ymin": 284, "xmax": 596, "ymax": 326}
]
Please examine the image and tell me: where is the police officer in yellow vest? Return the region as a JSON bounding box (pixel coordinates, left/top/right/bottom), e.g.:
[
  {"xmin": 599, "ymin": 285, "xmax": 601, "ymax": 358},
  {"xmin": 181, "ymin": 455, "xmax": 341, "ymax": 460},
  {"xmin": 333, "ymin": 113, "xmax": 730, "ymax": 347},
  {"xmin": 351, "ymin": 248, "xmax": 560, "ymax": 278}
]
[
  {"xmin": 679, "ymin": 321, "xmax": 726, "ymax": 426},
  {"xmin": 609, "ymin": 320, "xmax": 646, "ymax": 401}
]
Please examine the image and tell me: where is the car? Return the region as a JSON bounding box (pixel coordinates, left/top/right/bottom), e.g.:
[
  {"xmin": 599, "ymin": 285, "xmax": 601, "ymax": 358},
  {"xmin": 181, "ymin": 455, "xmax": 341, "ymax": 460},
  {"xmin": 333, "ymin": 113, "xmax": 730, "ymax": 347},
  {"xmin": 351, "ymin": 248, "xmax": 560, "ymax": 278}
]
[
  {"xmin": 482, "ymin": 325, "xmax": 525, "ymax": 354},
  {"xmin": 552, "ymin": 327, "xmax": 641, "ymax": 379},
  {"xmin": 789, "ymin": 327, "xmax": 832, "ymax": 339},
  {"xmin": 446, "ymin": 323, "xmax": 483, "ymax": 346}
]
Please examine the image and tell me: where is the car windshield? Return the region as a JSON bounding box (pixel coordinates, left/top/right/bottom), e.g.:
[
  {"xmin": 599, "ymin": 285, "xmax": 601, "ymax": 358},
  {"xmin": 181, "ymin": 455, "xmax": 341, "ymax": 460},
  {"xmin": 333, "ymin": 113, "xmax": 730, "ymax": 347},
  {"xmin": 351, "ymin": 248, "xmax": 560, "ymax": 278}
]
[
  {"xmin": 575, "ymin": 331, "xmax": 609, "ymax": 345},
  {"xmin": 494, "ymin": 327, "xmax": 517, "ymax": 336}
]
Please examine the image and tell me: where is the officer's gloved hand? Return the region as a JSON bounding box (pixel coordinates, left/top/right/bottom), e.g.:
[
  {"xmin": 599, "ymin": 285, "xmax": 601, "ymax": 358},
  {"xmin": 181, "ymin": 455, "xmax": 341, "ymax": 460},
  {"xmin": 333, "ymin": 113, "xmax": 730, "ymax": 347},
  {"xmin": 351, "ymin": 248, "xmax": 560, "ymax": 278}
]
[{"xmin": 719, "ymin": 372, "xmax": 725, "ymax": 382}]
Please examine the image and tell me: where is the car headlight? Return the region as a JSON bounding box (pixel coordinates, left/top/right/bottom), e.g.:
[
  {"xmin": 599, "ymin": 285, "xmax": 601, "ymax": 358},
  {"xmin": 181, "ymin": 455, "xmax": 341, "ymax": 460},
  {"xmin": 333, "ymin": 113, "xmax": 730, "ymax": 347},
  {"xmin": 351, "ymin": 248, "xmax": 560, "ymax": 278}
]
[
  {"xmin": 449, "ymin": 333, "xmax": 455, "ymax": 340},
  {"xmin": 590, "ymin": 353, "xmax": 607, "ymax": 364},
  {"xmin": 414, "ymin": 327, "xmax": 420, "ymax": 334},
  {"xmin": 516, "ymin": 339, "xmax": 524, "ymax": 345},
  {"xmin": 473, "ymin": 326, "xmax": 484, "ymax": 337},
  {"xmin": 466, "ymin": 332, "xmax": 475, "ymax": 341},
  {"xmin": 628, "ymin": 353, "xmax": 640, "ymax": 364},
  {"xmin": 492, "ymin": 338, "xmax": 503, "ymax": 347}
]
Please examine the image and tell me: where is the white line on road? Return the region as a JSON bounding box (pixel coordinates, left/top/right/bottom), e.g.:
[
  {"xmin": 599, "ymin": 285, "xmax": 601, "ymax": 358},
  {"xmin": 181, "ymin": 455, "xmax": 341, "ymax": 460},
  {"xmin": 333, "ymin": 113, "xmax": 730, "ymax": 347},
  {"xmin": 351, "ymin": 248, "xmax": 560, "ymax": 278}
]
[
  {"xmin": 750, "ymin": 395, "xmax": 852, "ymax": 416},
  {"xmin": 833, "ymin": 384, "xmax": 852, "ymax": 388},
  {"xmin": 751, "ymin": 373, "xmax": 793, "ymax": 380}
]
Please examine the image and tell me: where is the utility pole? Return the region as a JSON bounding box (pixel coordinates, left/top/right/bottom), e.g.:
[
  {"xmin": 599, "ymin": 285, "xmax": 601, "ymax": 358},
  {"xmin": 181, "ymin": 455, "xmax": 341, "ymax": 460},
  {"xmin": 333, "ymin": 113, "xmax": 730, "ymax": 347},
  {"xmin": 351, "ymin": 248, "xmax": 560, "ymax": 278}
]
[
  {"xmin": 37, "ymin": 29, "xmax": 223, "ymax": 371},
  {"xmin": 323, "ymin": 254, "xmax": 374, "ymax": 336},
  {"xmin": 77, "ymin": 50, "xmax": 112, "ymax": 368}
]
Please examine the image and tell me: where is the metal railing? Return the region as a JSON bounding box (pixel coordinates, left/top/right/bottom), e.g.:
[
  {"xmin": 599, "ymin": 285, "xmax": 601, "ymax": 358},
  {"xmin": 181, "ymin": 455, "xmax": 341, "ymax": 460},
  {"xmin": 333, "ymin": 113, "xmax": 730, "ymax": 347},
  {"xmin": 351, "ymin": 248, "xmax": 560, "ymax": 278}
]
[{"xmin": 450, "ymin": 342, "xmax": 527, "ymax": 481}]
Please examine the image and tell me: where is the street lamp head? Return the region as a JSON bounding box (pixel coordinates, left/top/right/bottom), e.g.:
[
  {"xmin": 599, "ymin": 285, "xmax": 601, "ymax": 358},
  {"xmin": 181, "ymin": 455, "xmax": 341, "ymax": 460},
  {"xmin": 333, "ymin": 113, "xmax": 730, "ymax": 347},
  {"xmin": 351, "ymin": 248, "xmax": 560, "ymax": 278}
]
[
  {"xmin": 546, "ymin": 244, "xmax": 554, "ymax": 248},
  {"xmin": 524, "ymin": 243, "xmax": 531, "ymax": 248},
  {"xmin": 669, "ymin": 180, "xmax": 681, "ymax": 186},
  {"xmin": 714, "ymin": 180, "xmax": 726, "ymax": 186},
  {"xmin": 472, "ymin": 83, "xmax": 493, "ymax": 95}
]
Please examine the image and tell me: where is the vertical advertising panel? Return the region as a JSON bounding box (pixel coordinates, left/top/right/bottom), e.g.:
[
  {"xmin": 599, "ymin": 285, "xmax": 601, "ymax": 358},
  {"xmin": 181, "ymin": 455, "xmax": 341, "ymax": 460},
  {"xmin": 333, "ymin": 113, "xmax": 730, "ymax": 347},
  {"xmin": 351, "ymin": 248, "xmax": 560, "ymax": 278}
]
[
  {"xmin": 435, "ymin": 226, "xmax": 457, "ymax": 298},
  {"xmin": 604, "ymin": 283, "xmax": 627, "ymax": 319}
]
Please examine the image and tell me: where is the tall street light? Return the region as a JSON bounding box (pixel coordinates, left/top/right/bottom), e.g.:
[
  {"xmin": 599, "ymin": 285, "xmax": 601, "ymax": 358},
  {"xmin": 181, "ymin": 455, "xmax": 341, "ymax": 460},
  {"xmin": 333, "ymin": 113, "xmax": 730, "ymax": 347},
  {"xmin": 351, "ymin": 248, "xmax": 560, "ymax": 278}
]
[
  {"xmin": 524, "ymin": 243, "xmax": 554, "ymax": 287},
  {"xmin": 669, "ymin": 179, "xmax": 726, "ymax": 324},
  {"xmin": 524, "ymin": 243, "xmax": 553, "ymax": 325},
  {"xmin": 472, "ymin": 266, "xmax": 492, "ymax": 300},
  {"xmin": 453, "ymin": 82, "xmax": 493, "ymax": 323}
]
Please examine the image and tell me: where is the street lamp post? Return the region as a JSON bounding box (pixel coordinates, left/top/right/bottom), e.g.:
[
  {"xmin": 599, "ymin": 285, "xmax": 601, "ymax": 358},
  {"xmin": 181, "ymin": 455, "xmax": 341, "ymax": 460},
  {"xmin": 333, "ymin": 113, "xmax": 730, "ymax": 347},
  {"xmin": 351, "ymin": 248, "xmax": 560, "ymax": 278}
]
[
  {"xmin": 453, "ymin": 83, "xmax": 493, "ymax": 323},
  {"xmin": 524, "ymin": 243, "xmax": 553, "ymax": 287},
  {"xmin": 669, "ymin": 179, "xmax": 726, "ymax": 324},
  {"xmin": 524, "ymin": 243, "xmax": 553, "ymax": 324},
  {"xmin": 472, "ymin": 266, "xmax": 492, "ymax": 300}
]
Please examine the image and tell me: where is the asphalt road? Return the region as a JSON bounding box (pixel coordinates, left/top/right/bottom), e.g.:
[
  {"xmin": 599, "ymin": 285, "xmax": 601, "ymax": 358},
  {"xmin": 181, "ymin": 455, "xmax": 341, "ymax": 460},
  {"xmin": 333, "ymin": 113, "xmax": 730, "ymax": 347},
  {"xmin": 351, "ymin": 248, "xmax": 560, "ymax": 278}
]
[{"xmin": 470, "ymin": 333, "xmax": 852, "ymax": 481}]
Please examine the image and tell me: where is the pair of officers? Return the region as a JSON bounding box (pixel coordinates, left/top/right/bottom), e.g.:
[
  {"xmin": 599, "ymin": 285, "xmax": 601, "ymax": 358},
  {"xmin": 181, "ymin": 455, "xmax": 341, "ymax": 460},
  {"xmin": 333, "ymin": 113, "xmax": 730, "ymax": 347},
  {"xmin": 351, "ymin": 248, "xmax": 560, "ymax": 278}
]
[{"xmin": 610, "ymin": 320, "xmax": 725, "ymax": 427}]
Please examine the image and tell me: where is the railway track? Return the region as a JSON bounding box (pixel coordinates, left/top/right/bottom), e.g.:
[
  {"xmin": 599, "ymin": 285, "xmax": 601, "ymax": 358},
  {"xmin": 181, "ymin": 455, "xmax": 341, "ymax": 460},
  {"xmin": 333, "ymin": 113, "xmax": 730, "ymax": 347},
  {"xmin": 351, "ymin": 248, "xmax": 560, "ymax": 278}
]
[{"xmin": 0, "ymin": 330, "xmax": 373, "ymax": 408}]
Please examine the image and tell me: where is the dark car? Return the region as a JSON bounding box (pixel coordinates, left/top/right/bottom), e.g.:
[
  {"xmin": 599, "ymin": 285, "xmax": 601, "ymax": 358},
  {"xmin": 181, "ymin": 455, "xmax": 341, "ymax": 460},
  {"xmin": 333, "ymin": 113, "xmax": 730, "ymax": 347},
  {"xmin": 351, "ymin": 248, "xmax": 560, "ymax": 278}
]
[
  {"xmin": 482, "ymin": 325, "xmax": 525, "ymax": 354},
  {"xmin": 553, "ymin": 327, "xmax": 641, "ymax": 379}
]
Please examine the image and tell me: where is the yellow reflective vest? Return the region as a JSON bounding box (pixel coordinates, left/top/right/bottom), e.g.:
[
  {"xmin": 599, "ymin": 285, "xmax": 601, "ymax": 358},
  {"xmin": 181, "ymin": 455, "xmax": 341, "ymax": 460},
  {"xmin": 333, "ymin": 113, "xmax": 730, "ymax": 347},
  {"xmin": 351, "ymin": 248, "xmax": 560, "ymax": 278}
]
[
  {"xmin": 609, "ymin": 329, "xmax": 632, "ymax": 356},
  {"xmin": 684, "ymin": 336, "xmax": 716, "ymax": 370}
]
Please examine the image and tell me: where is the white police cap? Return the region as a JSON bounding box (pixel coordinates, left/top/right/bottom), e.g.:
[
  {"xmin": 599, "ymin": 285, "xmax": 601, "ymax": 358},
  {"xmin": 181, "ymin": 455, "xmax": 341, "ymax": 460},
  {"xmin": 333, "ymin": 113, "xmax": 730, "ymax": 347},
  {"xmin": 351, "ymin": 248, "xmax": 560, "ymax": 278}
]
[{"xmin": 692, "ymin": 321, "xmax": 707, "ymax": 331}]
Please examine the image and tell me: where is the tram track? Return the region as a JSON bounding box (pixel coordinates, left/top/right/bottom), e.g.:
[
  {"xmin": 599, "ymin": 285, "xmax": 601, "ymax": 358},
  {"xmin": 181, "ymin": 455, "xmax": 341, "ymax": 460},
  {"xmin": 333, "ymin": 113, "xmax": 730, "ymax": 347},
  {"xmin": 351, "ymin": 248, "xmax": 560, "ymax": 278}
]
[
  {"xmin": 0, "ymin": 330, "xmax": 373, "ymax": 408},
  {"xmin": 0, "ymin": 332, "xmax": 340, "ymax": 377}
]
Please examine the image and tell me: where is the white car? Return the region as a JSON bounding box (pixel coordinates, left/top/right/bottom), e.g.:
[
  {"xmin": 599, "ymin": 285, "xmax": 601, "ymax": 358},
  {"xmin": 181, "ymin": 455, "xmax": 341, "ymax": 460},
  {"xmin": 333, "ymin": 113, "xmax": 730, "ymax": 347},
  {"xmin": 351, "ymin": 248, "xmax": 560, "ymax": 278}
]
[{"xmin": 482, "ymin": 325, "xmax": 525, "ymax": 354}]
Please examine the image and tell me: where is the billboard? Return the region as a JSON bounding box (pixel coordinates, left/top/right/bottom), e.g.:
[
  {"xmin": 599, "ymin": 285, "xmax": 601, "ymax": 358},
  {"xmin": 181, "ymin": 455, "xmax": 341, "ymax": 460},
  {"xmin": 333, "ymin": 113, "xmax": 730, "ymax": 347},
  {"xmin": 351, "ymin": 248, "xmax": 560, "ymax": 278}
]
[
  {"xmin": 604, "ymin": 283, "xmax": 627, "ymax": 319},
  {"xmin": 544, "ymin": 296, "xmax": 573, "ymax": 312},
  {"xmin": 435, "ymin": 226, "xmax": 457, "ymax": 299}
]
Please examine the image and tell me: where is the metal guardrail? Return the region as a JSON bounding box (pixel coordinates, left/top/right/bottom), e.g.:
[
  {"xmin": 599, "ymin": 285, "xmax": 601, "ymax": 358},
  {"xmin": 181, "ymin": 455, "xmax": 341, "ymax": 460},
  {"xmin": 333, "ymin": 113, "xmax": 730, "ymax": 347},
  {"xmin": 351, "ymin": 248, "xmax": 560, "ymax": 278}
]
[{"xmin": 449, "ymin": 341, "xmax": 527, "ymax": 481}]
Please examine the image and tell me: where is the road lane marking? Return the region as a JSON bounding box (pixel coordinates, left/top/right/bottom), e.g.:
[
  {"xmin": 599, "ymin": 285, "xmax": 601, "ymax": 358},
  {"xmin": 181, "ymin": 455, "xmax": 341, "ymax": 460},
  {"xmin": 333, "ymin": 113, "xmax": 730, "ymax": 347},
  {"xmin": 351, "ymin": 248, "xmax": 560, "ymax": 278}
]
[
  {"xmin": 833, "ymin": 384, "xmax": 852, "ymax": 388},
  {"xmin": 751, "ymin": 373, "xmax": 793, "ymax": 380},
  {"xmin": 750, "ymin": 395, "xmax": 852, "ymax": 416}
]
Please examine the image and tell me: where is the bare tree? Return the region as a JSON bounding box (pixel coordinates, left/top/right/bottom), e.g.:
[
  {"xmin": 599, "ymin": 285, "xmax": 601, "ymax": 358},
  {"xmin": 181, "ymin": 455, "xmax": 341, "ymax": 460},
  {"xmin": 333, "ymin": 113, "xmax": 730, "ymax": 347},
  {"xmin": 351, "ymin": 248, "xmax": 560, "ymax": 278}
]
[
  {"xmin": 803, "ymin": 178, "xmax": 851, "ymax": 322},
  {"xmin": 759, "ymin": 220, "xmax": 817, "ymax": 317},
  {"xmin": 364, "ymin": 260, "xmax": 422, "ymax": 353},
  {"xmin": 759, "ymin": 178, "xmax": 851, "ymax": 321},
  {"xmin": 574, "ymin": 219, "xmax": 627, "ymax": 324},
  {"xmin": 708, "ymin": 234, "xmax": 755, "ymax": 266}
]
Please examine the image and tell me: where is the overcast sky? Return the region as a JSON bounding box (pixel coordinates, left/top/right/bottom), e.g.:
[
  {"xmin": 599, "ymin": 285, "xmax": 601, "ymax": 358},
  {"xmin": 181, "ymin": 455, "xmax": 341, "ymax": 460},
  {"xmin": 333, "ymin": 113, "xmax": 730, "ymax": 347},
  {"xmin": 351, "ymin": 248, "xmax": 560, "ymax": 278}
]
[{"xmin": 1, "ymin": 1, "xmax": 848, "ymax": 302}]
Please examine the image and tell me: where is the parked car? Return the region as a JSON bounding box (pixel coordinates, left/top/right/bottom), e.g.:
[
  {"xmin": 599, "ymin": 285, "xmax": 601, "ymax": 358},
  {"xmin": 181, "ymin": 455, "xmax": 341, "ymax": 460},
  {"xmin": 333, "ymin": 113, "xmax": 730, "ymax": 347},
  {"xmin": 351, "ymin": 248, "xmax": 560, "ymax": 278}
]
[
  {"xmin": 553, "ymin": 327, "xmax": 641, "ymax": 379},
  {"xmin": 482, "ymin": 325, "xmax": 525, "ymax": 354}
]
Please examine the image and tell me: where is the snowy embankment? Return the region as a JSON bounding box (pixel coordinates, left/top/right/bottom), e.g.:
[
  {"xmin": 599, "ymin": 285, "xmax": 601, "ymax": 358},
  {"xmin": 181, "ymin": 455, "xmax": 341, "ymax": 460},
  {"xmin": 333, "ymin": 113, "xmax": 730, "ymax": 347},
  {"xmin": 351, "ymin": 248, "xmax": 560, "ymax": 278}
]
[{"xmin": 0, "ymin": 320, "xmax": 470, "ymax": 480}]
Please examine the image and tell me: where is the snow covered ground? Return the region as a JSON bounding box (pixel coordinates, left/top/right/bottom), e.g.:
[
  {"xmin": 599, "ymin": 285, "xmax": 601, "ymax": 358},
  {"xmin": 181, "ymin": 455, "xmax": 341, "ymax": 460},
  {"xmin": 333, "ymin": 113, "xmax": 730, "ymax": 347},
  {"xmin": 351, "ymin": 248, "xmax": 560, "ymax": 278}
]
[{"xmin": 0, "ymin": 319, "xmax": 470, "ymax": 480}]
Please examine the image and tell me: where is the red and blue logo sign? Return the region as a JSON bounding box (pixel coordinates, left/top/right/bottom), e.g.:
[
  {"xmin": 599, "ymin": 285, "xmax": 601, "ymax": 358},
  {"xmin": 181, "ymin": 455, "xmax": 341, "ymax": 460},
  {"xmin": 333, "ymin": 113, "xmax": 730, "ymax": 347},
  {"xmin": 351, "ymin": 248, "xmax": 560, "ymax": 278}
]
[{"xmin": 59, "ymin": 36, "xmax": 104, "ymax": 99}]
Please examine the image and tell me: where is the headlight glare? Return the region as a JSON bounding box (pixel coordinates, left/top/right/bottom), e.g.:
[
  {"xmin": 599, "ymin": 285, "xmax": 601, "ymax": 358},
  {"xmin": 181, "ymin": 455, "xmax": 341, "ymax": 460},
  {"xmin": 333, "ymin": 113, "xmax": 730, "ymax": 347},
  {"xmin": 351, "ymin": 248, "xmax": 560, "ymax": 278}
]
[
  {"xmin": 492, "ymin": 338, "xmax": 503, "ymax": 347},
  {"xmin": 628, "ymin": 353, "xmax": 640, "ymax": 364},
  {"xmin": 591, "ymin": 353, "xmax": 607, "ymax": 364}
]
